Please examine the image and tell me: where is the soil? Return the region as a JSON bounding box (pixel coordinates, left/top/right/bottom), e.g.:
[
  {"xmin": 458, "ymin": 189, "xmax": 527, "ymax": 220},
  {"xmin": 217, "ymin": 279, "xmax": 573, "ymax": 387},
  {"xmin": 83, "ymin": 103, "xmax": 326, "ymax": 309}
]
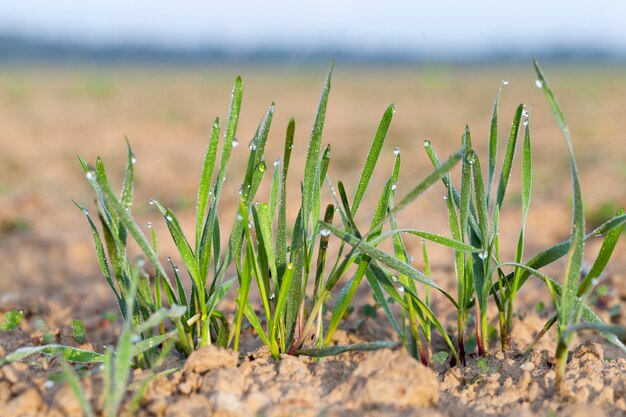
[{"xmin": 1, "ymin": 66, "xmax": 625, "ymax": 416}]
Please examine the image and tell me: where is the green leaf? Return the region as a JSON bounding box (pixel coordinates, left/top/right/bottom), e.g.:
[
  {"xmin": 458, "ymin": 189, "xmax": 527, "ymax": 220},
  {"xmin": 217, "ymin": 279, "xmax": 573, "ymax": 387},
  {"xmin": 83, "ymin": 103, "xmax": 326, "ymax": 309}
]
[
  {"xmin": 196, "ymin": 117, "xmax": 221, "ymax": 251},
  {"xmin": 1, "ymin": 309, "xmax": 23, "ymax": 331},
  {"xmin": 351, "ymin": 104, "xmax": 394, "ymax": 214},
  {"xmin": 487, "ymin": 88, "xmax": 501, "ymax": 207},
  {"xmin": 120, "ymin": 139, "xmax": 136, "ymax": 214},
  {"xmin": 71, "ymin": 319, "xmax": 86, "ymax": 344},
  {"xmin": 0, "ymin": 345, "xmax": 104, "ymax": 367},
  {"xmin": 371, "ymin": 229, "xmax": 481, "ymax": 253},
  {"xmin": 295, "ymin": 341, "xmax": 398, "ymax": 357},
  {"xmin": 495, "ymin": 104, "xmax": 524, "ymax": 209},
  {"xmin": 533, "ymin": 59, "xmax": 585, "ymax": 334},
  {"xmin": 276, "ymin": 118, "xmax": 295, "ymax": 278},
  {"xmin": 303, "ymin": 63, "xmax": 333, "ymax": 232},
  {"xmin": 579, "ymin": 209, "xmax": 623, "ymax": 294},
  {"xmin": 270, "ymin": 263, "xmax": 295, "ymax": 343}
]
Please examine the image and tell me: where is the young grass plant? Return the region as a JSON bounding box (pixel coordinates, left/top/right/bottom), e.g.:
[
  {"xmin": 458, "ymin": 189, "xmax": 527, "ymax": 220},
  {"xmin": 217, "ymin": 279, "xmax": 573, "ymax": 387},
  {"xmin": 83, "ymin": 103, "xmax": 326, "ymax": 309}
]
[{"xmin": 5, "ymin": 61, "xmax": 623, "ymax": 400}]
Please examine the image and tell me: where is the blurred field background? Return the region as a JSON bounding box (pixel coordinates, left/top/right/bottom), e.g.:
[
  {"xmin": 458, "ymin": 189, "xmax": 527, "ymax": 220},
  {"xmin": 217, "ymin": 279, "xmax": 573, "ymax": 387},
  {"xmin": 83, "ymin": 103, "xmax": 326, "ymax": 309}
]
[{"xmin": 0, "ymin": 62, "xmax": 625, "ymax": 309}]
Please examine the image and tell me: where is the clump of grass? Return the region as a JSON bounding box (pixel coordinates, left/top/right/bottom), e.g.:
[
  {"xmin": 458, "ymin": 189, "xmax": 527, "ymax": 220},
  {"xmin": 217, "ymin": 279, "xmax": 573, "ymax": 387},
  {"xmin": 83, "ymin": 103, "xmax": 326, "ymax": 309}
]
[
  {"xmin": 73, "ymin": 61, "xmax": 626, "ymax": 380},
  {"xmin": 70, "ymin": 63, "xmax": 474, "ymax": 364},
  {"xmin": 2, "ymin": 61, "xmax": 625, "ymax": 399}
]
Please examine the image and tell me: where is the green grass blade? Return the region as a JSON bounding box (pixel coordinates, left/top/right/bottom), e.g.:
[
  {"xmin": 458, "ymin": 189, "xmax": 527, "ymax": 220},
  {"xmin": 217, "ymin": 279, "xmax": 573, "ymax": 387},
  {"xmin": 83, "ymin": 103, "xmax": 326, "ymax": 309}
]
[
  {"xmin": 213, "ymin": 77, "xmax": 243, "ymax": 204},
  {"xmin": 303, "ymin": 63, "xmax": 333, "ymax": 231},
  {"xmin": 495, "ymin": 104, "xmax": 523, "ymax": 209},
  {"xmin": 196, "ymin": 117, "xmax": 221, "ymax": 251},
  {"xmin": 579, "ymin": 209, "xmax": 623, "ymax": 293},
  {"xmin": 270, "ymin": 263, "xmax": 294, "ymax": 342},
  {"xmin": 371, "ymin": 229, "xmax": 481, "ymax": 252},
  {"xmin": 276, "ymin": 118, "xmax": 295, "ymax": 278},
  {"xmin": 256, "ymin": 203, "xmax": 278, "ymax": 290},
  {"xmin": 269, "ymin": 157, "xmax": 281, "ymax": 222},
  {"xmin": 151, "ymin": 201, "xmax": 203, "ymax": 289},
  {"xmin": 74, "ymin": 201, "xmax": 124, "ymax": 312},
  {"xmin": 326, "ymin": 261, "xmax": 369, "ymax": 342},
  {"xmin": 365, "ymin": 270, "xmax": 403, "ymax": 336},
  {"xmin": 60, "ymin": 361, "xmax": 96, "ymax": 417},
  {"xmin": 120, "ymin": 139, "xmax": 136, "ymax": 213},
  {"xmin": 91, "ymin": 168, "xmax": 171, "ymax": 287},
  {"xmin": 533, "ymin": 59, "xmax": 585, "ymax": 333},
  {"xmin": 351, "ymin": 104, "xmax": 394, "ymax": 214},
  {"xmin": 460, "ymin": 128, "xmax": 472, "ymax": 242},
  {"xmin": 0, "ymin": 345, "xmax": 105, "ymax": 367},
  {"xmin": 487, "ymin": 89, "xmax": 501, "ymax": 207},
  {"xmin": 296, "ymin": 341, "xmax": 398, "ymax": 357},
  {"xmin": 243, "ymin": 303, "xmax": 271, "ymax": 349}
]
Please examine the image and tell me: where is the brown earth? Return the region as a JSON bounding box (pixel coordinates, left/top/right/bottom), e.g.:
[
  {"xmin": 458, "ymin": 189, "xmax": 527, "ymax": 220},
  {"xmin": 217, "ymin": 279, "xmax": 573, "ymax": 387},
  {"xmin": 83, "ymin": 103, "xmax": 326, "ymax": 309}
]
[{"xmin": 0, "ymin": 64, "xmax": 625, "ymax": 416}]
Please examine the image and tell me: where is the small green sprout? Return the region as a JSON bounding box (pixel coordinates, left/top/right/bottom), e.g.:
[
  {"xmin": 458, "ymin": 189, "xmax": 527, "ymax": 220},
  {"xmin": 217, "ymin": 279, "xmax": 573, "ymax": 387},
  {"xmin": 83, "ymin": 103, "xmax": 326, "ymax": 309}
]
[{"xmin": 1, "ymin": 309, "xmax": 23, "ymax": 331}]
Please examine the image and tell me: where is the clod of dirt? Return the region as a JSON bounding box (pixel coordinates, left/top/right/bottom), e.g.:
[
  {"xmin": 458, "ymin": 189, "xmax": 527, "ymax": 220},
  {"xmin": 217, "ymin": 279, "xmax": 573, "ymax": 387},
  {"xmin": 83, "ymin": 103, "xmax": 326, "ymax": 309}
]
[
  {"xmin": 439, "ymin": 342, "xmax": 626, "ymax": 417},
  {"xmin": 134, "ymin": 347, "xmax": 440, "ymax": 417},
  {"xmin": 182, "ymin": 345, "xmax": 238, "ymax": 374},
  {"xmin": 340, "ymin": 349, "xmax": 439, "ymax": 409}
]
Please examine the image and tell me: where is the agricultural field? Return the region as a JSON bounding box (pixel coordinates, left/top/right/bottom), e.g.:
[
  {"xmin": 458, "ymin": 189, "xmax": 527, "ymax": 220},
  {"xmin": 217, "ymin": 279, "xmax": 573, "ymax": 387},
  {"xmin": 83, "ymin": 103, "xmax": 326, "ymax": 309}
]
[{"xmin": 0, "ymin": 62, "xmax": 625, "ymax": 416}]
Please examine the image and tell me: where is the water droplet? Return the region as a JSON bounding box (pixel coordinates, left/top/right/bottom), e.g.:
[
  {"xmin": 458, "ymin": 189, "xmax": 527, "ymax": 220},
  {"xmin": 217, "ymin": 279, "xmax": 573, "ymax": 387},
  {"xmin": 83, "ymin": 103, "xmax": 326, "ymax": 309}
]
[
  {"xmin": 391, "ymin": 183, "xmax": 397, "ymax": 191},
  {"xmin": 478, "ymin": 251, "xmax": 488, "ymax": 260},
  {"xmin": 248, "ymin": 221, "xmax": 253, "ymax": 229},
  {"xmin": 149, "ymin": 199, "xmax": 155, "ymax": 205},
  {"xmin": 165, "ymin": 215, "xmax": 173, "ymax": 222},
  {"xmin": 424, "ymin": 140, "xmax": 431, "ymax": 148},
  {"xmin": 535, "ymin": 79, "xmax": 543, "ymax": 89},
  {"xmin": 502, "ymin": 79, "xmax": 509, "ymax": 85},
  {"xmin": 393, "ymin": 146, "xmax": 400, "ymax": 155},
  {"xmin": 258, "ymin": 163, "xmax": 266, "ymax": 173},
  {"xmin": 174, "ymin": 265, "xmax": 180, "ymax": 272},
  {"xmin": 320, "ymin": 228, "xmax": 331, "ymax": 237},
  {"xmin": 130, "ymin": 155, "xmax": 137, "ymax": 165},
  {"xmin": 147, "ymin": 222, "xmax": 153, "ymax": 229},
  {"xmin": 398, "ymin": 286, "xmax": 405, "ymax": 294},
  {"xmin": 85, "ymin": 170, "xmax": 96, "ymax": 181},
  {"xmin": 269, "ymin": 293, "xmax": 276, "ymax": 301},
  {"xmin": 232, "ymin": 138, "xmax": 239, "ymax": 147},
  {"xmin": 408, "ymin": 256, "xmax": 414, "ymax": 263},
  {"xmin": 522, "ymin": 119, "xmax": 529, "ymax": 127},
  {"xmin": 44, "ymin": 380, "xmax": 55, "ymax": 389},
  {"xmin": 443, "ymin": 195, "xmax": 448, "ymax": 200},
  {"xmin": 236, "ymin": 214, "xmax": 243, "ymax": 221},
  {"xmin": 465, "ymin": 152, "xmax": 475, "ymax": 164},
  {"xmin": 131, "ymin": 335, "xmax": 141, "ymax": 343},
  {"xmin": 391, "ymin": 275, "xmax": 399, "ymax": 283},
  {"xmin": 82, "ymin": 208, "xmax": 89, "ymax": 215},
  {"xmin": 249, "ymin": 144, "xmax": 257, "ymax": 151},
  {"xmin": 273, "ymin": 158, "xmax": 280, "ymax": 167}
]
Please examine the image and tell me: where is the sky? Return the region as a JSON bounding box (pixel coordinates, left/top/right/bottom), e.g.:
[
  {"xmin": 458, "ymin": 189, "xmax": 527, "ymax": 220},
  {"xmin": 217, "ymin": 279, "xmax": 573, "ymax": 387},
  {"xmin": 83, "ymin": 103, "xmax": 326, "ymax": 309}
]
[{"xmin": 1, "ymin": 1, "xmax": 625, "ymax": 56}]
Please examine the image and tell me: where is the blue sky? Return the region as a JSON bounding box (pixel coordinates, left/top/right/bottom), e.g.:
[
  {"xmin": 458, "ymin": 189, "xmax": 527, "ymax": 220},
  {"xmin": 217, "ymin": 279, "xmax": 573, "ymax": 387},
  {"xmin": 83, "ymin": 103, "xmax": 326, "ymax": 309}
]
[{"xmin": 1, "ymin": 1, "xmax": 625, "ymax": 55}]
